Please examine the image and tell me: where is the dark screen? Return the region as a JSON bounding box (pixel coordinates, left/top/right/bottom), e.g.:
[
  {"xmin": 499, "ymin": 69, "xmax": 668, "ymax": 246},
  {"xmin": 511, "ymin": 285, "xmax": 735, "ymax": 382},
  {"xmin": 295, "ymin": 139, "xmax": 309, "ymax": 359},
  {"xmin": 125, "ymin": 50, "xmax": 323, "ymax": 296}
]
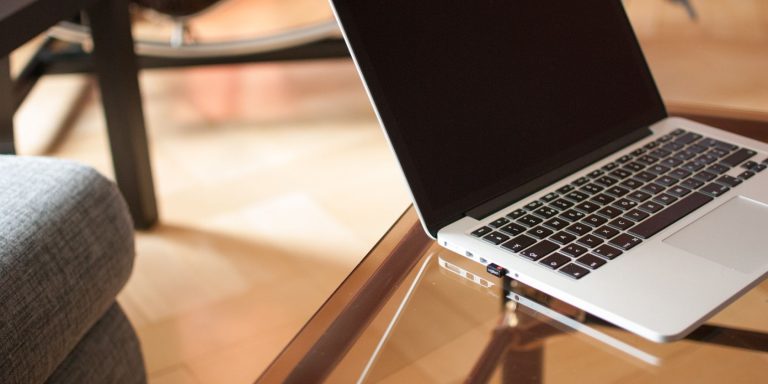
[{"xmin": 333, "ymin": 0, "xmax": 666, "ymax": 235}]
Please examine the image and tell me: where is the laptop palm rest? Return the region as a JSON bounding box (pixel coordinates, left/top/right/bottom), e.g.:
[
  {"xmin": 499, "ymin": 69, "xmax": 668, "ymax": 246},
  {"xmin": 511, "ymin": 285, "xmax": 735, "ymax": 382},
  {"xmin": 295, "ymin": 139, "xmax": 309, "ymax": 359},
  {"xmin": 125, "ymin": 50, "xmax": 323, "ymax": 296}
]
[{"xmin": 664, "ymin": 196, "xmax": 768, "ymax": 274}]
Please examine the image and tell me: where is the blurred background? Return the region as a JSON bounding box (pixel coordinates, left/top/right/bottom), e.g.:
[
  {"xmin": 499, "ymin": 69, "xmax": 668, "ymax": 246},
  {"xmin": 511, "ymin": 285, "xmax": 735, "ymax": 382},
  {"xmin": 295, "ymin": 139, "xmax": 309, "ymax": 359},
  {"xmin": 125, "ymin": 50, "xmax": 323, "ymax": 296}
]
[{"xmin": 9, "ymin": 0, "xmax": 768, "ymax": 382}]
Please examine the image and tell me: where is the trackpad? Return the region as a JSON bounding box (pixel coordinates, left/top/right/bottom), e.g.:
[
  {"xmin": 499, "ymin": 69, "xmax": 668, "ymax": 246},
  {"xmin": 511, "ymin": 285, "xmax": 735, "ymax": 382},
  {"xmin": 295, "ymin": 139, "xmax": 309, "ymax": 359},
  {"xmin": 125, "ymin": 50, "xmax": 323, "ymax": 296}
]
[{"xmin": 664, "ymin": 196, "xmax": 768, "ymax": 274}]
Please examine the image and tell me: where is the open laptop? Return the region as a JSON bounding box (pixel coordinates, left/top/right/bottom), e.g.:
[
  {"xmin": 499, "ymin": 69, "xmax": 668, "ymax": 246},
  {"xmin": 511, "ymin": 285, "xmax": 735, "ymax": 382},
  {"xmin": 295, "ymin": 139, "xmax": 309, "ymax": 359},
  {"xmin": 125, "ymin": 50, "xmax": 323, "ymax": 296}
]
[{"xmin": 330, "ymin": 0, "xmax": 768, "ymax": 342}]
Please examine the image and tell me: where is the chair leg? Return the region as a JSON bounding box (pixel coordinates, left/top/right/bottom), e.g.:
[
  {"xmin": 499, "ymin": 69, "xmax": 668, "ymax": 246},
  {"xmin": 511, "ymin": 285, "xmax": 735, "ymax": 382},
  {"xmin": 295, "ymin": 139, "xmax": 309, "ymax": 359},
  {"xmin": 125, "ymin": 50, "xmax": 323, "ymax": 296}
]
[
  {"xmin": 86, "ymin": 0, "xmax": 158, "ymax": 229},
  {"xmin": 0, "ymin": 57, "xmax": 15, "ymax": 154}
]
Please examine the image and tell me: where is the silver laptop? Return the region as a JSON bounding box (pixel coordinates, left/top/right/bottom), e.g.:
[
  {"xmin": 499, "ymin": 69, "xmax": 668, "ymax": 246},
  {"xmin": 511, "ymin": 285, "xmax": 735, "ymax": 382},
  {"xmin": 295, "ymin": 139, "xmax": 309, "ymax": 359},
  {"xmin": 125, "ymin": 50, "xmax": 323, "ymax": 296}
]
[{"xmin": 330, "ymin": 0, "xmax": 768, "ymax": 342}]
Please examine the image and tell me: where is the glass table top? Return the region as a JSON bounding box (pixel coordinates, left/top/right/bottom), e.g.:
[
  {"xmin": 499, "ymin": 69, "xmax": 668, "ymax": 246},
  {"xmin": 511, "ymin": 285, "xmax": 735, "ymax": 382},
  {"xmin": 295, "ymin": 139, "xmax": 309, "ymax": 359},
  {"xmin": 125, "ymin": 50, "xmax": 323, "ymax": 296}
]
[{"xmin": 260, "ymin": 202, "xmax": 768, "ymax": 383}]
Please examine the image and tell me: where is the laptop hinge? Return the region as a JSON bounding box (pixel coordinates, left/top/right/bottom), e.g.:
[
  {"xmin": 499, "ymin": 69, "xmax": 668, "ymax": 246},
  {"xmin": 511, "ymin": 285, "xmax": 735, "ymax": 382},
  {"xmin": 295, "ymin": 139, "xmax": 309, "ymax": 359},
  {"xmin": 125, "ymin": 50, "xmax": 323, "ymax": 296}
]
[{"xmin": 466, "ymin": 126, "xmax": 653, "ymax": 220}]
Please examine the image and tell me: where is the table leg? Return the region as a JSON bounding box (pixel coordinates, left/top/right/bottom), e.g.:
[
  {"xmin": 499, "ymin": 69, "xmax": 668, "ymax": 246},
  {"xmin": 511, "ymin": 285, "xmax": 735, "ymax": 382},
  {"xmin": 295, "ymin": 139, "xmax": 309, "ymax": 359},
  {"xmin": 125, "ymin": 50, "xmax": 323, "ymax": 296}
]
[
  {"xmin": 0, "ymin": 57, "xmax": 14, "ymax": 154},
  {"xmin": 85, "ymin": 0, "xmax": 158, "ymax": 229}
]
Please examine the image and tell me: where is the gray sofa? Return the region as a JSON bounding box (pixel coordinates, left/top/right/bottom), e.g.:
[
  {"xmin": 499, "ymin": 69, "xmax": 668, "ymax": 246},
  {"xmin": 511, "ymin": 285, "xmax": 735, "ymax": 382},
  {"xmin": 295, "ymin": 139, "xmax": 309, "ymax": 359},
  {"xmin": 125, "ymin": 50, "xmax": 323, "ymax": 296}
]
[{"xmin": 0, "ymin": 156, "xmax": 146, "ymax": 383}]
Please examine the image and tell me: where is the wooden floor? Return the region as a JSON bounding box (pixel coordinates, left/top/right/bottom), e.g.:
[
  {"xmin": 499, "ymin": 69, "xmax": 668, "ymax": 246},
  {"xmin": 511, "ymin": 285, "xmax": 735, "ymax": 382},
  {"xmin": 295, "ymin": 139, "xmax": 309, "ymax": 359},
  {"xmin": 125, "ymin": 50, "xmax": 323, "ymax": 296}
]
[{"xmin": 11, "ymin": 0, "xmax": 768, "ymax": 383}]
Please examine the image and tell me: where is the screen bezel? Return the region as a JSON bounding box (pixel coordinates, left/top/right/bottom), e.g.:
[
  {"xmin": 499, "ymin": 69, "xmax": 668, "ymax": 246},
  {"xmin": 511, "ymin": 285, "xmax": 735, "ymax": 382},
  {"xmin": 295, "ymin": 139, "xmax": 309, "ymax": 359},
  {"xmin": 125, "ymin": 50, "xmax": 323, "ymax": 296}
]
[{"xmin": 331, "ymin": 0, "xmax": 667, "ymax": 237}]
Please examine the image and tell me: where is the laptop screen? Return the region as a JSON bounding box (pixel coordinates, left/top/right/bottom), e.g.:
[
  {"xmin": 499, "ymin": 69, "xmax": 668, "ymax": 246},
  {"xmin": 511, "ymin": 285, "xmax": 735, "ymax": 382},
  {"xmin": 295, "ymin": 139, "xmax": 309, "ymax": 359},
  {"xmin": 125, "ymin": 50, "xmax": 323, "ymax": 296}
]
[{"xmin": 333, "ymin": 0, "xmax": 666, "ymax": 236}]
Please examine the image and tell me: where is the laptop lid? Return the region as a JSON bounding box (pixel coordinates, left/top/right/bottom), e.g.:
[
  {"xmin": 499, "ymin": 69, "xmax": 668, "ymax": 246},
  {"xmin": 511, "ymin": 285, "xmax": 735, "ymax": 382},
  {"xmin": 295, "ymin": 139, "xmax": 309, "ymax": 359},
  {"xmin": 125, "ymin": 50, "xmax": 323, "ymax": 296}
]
[{"xmin": 332, "ymin": 0, "xmax": 666, "ymax": 237}]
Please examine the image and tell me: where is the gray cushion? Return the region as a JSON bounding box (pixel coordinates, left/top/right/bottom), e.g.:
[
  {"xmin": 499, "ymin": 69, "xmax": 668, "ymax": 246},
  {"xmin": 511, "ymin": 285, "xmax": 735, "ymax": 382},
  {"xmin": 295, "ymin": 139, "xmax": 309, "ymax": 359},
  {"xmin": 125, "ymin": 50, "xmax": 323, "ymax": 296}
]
[
  {"xmin": 45, "ymin": 303, "xmax": 146, "ymax": 384},
  {"xmin": 0, "ymin": 156, "xmax": 136, "ymax": 383}
]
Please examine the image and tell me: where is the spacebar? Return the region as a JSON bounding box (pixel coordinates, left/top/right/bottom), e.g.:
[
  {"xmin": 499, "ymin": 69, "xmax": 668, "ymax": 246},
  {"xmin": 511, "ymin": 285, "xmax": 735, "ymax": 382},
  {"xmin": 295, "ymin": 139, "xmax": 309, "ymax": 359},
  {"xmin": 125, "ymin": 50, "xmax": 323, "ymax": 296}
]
[{"xmin": 628, "ymin": 192, "xmax": 713, "ymax": 239}]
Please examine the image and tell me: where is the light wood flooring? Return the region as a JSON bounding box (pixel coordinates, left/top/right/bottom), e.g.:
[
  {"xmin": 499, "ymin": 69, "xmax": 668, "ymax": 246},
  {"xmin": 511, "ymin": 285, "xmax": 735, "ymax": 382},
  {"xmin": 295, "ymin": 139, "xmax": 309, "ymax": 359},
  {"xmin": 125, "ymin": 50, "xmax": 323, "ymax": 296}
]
[{"xmin": 11, "ymin": 0, "xmax": 768, "ymax": 383}]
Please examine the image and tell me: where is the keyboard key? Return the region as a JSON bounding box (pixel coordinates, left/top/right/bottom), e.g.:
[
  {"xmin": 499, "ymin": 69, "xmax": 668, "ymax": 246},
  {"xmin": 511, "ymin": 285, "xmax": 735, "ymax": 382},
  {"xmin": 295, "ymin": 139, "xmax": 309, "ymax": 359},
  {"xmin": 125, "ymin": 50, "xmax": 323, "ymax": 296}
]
[
  {"xmin": 607, "ymin": 217, "xmax": 634, "ymax": 231},
  {"xmin": 520, "ymin": 240, "xmax": 559, "ymax": 261},
  {"xmin": 695, "ymin": 154, "xmax": 719, "ymax": 165},
  {"xmin": 700, "ymin": 182, "xmax": 730, "ymax": 197},
  {"xmin": 628, "ymin": 192, "xmax": 713, "ymax": 239},
  {"xmin": 588, "ymin": 170, "xmax": 605, "ymax": 179},
  {"xmin": 518, "ymin": 214, "xmax": 544, "ymax": 227},
  {"xmin": 574, "ymin": 201, "xmax": 600, "ymax": 214},
  {"xmin": 583, "ymin": 214, "xmax": 608, "ymax": 227},
  {"xmin": 688, "ymin": 144, "xmax": 708, "ymax": 154},
  {"xmin": 577, "ymin": 254, "xmax": 607, "ymax": 269},
  {"xmin": 741, "ymin": 160, "xmax": 759, "ymax": 170},
  {"xmin": 501, "ymin": 234, "xmax": 537, "ymax": 253},
  {"xmin": 565, "ymin": 223, "xmax": 591, "ymax": 236},
  {"xmin": 471, "ymin": 226, "xmax": 493, "ymax": 237},
  {"xmin": 674, "ymin": 132, "xmax": 702, "ymax": 145},
  {"xmin": 533, "ymin": 206, "xmax": 560, "ymax": 219},
  {"xmin": 624, "ymin": 162, "xmax": 646, "ymax": 172},
  {"xmin": 591, "ymin": 193, "xmax": 616, "ymax": 205},
  {"xmin": 596, "ymin": 206, "xmax": 623, "ymax": 219},
  {"xmin": 640, "ymin": 183, "xmax": 665, "ymax": 195},
  {"xmin": 671, "ymin": 128, "xmax": 686, "ymax": 136},
  {"xmin": 507, "ymin": 209, "xmax": 527, "ymax": 220},
  {"xmin": 707, "ymin": 164, "xmax": 730, "ymax": 174},
  {"xmin": 624, "ymin": 209, "xmax": 650, "ymax": 222},
  {"xmin": 631, "ymin": 148, "xmax": 647, "ymax": 157},
  {"xmin": 667, "ymin": 185, "xmax": 692, "ymax": 198},
  {"xmin": 542, "ymin": 217, "xmax": 569, "ymax": 231},
  {"xmin": 578, "ymin": 234, "xmax": 604, "ymax": 248},
  {"xmin": 562, "ymin": 243, "xmax": 588, "ymax": 257},
  {"xmin": 525, "ymin": 200, "xmax": 544, "ymax": 210},
  {"xmin": 658, "ymin": 134, "xmax": 675, "ymax": 143},
  {"xmin": 708, "ymin": 148, "xmax": 729, "ymax": 158},
  {"xmin": 653, "ymin": 193, "xmax": 678, "ymax": 205},
  {"xmin": 714, "ymin": 175, "xmax": 742, "ymax": 188},
  {"xmin": 602, "ymin": 162, "xmax": 619, "ymax": 171},
  {"xmin": 681, "ymin": 161, "xmax": 705, "ymax": 173},
  {"xmin": 594, "ymin": 176, "xmax": 619, "ymax": 187},
  {"xmin": 698, "ymin": 138, "xmax": 718, "ymax": 147},
  {"xmin": 550, "ymin": 231, "xmax": 577, "ymax": 245},
  {"xmin": 609, "ymin": 169, "xmax": 632, "ymax": 179},
  {"xmin": 680, "ymin": 178, "xmax": 704, "ymax": 190},
  {"xmin": 556, "ymin": 184, "xmax": 575, "ymax": 194},
  {"xmin": 648, "ymin": 164, "xmax": 671, "ymax": 175},
  {"xmin": 620, "ymin": 178, "xmax": 644, "ymax": 190},
  {"xmin": 752, "ymin": 164, "xmax": 767, "ymax": 173},
  {"xmin": 618, "ymin": 155, "xmax": 635, "ymax": 164},
  {"xmin": 644, "ymin": 141, "xmax": 659, "ymax": 149},
  {"xmin": 633, "ymin": 171, "xmax": 656, "ymax": 182},
  {"xmin": 636, "ymin": 155, "xmax": 659, "ymax": 166},
  {"xmin": 612, "ymin": 198, "xmax": 638, "ymax": 211},
  {"xmin": 560, "ymin": 209, "xmax": 585, "ymax": 222},
  {"xmin": 559, "ymin": 263, "xmax": 590, "ymax": 279},
  {"xmin": 541, "ymin": 192, "xmax": 559, "ymax": 202},
  {"xmin": 673, "ymin": 150, "xmax": 697, "ymax": 161},
  {"xmin": 605, "ymin": 186, "xmax": 630, "ymax": 197},
  {"xmin": 692, "ymin": 171, "xmax": 717, "ymax": 182},
  {"xmin": 669, "ymin": 168, "xmax": 692, "ymax": 179},
  {"xmin": 540, "ymin": 253, "xmax": 572, "ymax": 270},
  {"xmin": 713, "ymin": 140, "xmax": 738, "ymax": 151},
  {"xmin": 638, "ymin": 201, "xmax": 664, "ymax": 213},
  {"xmin": 573, "ymin": 176, "xmax": 590, "ymax": 186},
  {"xmin": 654, "ymin": 175, "xmax": 679, "ymax": 187},
  {"xmin": 489, "ymin": 217, "xmax": 510, "ymax": 228},
  {"xmin": 527, "ymin": 226, "xmax": 554, "ymax": 239},
  {"xmin": 721, "ymin": 148, "xmax": 757, "ymax": 167},
  {"xmin": 581, "ymin": 183, "xmax": 604, "ymax": 195},
  {"xmin": 593, "ymin": 225, "xmax": 620, "ymax": 239},
  {"xmin": 659, "ymin": 157, "xmax": 684, "ymax": 168},
  {"xmin": 500, "ymin": 223, "xmax": 527, "ymax": 236},
  {"xmin": 551, "ymin": 199, "xmax": 575, "ymax": 211},
  {"xmin": 565, "ymin": 191, "xmax": 590, "ymax": 202},
  {"xmin": 662, "ymin": 140, "xmax": 685, "ymax": 150},
  {"xmin": 483, "ymin": 232, "xmax": 510, "ymax": 245},
  {"xmin": 609, "ymin": 233, "xmax": 643, "ymax": 250},
  {"xmin": 627, "ymin": 190, "xmax": 652, "ymax": 202},
  {"xmin": 649, "ymin": 149, "xmax": 672, "ymax": 159},
  {"xmin": 592, "ymin": 244, "xmax": 623, "ymax": 259},
  {"xmin": 738, "ymin": 170, "xmax": 756, "ymax": 180}
]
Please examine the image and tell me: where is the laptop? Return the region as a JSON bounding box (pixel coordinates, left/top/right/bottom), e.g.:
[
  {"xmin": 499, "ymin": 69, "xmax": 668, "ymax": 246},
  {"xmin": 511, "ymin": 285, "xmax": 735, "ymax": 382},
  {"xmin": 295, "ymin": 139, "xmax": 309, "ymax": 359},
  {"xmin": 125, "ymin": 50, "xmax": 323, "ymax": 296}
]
[{"xmin": 330, "ymin": 0, "xmax": 768, "ymax": 342}]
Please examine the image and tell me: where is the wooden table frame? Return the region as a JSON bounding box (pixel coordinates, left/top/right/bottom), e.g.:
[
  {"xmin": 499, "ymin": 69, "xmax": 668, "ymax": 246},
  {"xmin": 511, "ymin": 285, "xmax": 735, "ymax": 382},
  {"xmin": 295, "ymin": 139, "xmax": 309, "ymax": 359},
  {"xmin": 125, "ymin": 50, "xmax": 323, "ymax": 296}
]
[{"xmin": 1, "ymin": 0, "xmax": 157, "ymax": 229}]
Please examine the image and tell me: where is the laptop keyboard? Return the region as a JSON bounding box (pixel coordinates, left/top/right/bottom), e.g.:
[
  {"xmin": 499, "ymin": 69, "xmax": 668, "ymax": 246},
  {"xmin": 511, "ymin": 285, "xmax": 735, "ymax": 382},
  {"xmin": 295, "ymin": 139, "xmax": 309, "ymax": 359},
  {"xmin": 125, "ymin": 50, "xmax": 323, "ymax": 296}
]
[{"xmin": 470, "ymin": 128, "xmax": 766, "ymax": 280}]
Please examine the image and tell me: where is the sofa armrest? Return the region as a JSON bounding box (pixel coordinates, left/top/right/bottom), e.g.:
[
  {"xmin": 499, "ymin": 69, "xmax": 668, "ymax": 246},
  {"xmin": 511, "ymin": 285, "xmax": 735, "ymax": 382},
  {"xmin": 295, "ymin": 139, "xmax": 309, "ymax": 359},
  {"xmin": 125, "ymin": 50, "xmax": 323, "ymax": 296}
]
[{"xmin": 0, "ymin": 156, "xmax": 135, "ymax": 383}]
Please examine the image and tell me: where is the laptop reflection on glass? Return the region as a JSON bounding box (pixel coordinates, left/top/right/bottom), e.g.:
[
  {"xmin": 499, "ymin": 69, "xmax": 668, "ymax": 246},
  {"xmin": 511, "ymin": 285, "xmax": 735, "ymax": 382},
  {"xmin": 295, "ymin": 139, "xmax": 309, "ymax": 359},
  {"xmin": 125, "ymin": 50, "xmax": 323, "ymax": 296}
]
[{"xmin": 331, "ymin": 0, "xmax": 768, "ymax": 342}]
